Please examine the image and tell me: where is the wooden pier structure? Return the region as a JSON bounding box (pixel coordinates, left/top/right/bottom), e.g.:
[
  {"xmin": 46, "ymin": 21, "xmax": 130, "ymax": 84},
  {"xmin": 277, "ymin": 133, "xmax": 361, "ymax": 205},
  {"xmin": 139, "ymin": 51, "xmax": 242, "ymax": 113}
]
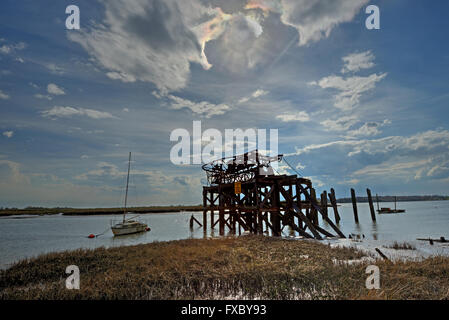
[{"xmin": 200, "ymin": 151, "xmax": 345, "ymax": 240}]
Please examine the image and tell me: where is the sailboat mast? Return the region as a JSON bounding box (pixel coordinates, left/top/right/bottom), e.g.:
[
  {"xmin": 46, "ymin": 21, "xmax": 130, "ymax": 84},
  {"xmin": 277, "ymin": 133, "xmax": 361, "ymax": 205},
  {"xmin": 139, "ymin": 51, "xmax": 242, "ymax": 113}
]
[{"xmin": 123, "ymin": 152, "xmax": 131, "ymax": 222}]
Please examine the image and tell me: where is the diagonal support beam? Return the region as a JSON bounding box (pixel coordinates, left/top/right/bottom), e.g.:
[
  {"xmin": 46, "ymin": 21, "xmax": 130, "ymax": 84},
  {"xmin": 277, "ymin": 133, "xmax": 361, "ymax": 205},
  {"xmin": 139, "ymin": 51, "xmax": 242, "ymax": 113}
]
[{"xmin": 296, "ymin": 184, "xmax": 346, "ymax": 238}]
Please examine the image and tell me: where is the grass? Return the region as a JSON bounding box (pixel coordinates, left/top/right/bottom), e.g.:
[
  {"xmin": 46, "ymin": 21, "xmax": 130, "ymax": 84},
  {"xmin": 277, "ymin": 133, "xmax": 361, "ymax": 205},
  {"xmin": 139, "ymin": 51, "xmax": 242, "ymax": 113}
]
[
  {"xmin": 0, "ymin": 235, "xmax": 448, "ymax": 300},
  {"xmin": 0, "ymin": 205, "xmax": 203, "ymax": 216},
  {"xmin": 385, "ymin": 242, "xmax": 417, "ymax": 250}
]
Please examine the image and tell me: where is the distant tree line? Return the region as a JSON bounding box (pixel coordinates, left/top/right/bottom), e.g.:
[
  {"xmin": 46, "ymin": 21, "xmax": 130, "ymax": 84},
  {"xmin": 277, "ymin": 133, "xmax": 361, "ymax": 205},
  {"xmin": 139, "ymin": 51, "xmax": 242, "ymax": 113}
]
[{"xmin": 337, "ymin": 195, "xmax": 449, "ymax": 203}]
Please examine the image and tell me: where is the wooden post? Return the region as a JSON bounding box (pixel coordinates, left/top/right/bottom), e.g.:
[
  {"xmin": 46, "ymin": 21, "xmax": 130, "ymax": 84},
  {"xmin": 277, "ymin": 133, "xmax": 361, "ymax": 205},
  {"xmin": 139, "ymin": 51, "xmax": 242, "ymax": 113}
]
[
  {"xmin": 210, "ymin": 191, "xmax": 214, "ymax": 229},
  {"xmin": 351, "ymin": 188, "xmax": 359, "ymax": 223},
  {"xmin": 310, "ymin": 188, "xmax": 318, "ymax": 225},
  {"xmin": 202, "ymin": 189, "xmax": 207, "ymax": 232},
  {"xmin": 272, "ymin": 182, "xmax": 281, "ymax": 236},
  {"xmin": 366, "ymin": 188, "xmax": 376, "ymax": 222},
  {"xmin": 329, "ymin": 188, "xmax": 340, "ymax": 224},
  {"xmin": 320, "ymin": 191, "xmax": 328, "ymax": 217},
  {"xmin": 219, "ymin": 186, "xmax": 225, "ymax": 236}
]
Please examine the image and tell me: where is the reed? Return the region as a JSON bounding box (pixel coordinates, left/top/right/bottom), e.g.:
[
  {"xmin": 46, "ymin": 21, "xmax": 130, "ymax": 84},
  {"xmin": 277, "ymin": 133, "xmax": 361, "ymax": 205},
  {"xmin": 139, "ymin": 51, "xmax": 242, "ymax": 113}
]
[
  {"xmin": 385, "ymin": 241, "xmax": 417, "ymax": 250},
  {"xmin": 0, "ymin": 236, "xmax": 447, "ymax": 299}
]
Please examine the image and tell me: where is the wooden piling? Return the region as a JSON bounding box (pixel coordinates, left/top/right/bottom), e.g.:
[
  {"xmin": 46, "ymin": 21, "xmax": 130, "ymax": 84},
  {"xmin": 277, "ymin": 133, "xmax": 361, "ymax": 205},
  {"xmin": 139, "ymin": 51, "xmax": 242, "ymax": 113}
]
[
  {"xmin": 366, "ymin": 188, "xmax": 376, "ymax": 222},
  {"xmin": 329, "ymin": 188, "xmax": 341, "ymax": 224},
  {"xmin": 218, "ymin": 186, "xmax": 225, "ymax": 235},
  {"xmin": 320, "ymin": 191, "xmax": 328, "ymax": 217},
  {"xmin": 310, "ymin": 188, "xmax": 318, "ymax": 225},
  {"xmin": 202, "ymin": 189, "xmax": 207, "ymax": 232},
  {"xmin": 351, "ymin": 188, "xmax": 359, "ymax": 223}
]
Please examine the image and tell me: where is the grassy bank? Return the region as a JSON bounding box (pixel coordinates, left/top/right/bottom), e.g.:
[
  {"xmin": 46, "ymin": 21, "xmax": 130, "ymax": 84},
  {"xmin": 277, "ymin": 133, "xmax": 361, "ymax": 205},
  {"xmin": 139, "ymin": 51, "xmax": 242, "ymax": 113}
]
[
  {"xmin": 0, "ymin": 205, "xmax": 203, "ymax": 217},
  {"xmin": 1, "ymin": 235, "xmax": 448, "ymax": 300}
]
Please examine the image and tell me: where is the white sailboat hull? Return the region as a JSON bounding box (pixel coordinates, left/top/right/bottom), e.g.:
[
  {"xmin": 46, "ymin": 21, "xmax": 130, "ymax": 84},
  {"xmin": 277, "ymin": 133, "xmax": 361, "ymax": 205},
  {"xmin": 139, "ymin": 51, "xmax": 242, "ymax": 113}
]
[{"xmin": 111, "ymin": 221, "xmax": 148, "ymax": 236}]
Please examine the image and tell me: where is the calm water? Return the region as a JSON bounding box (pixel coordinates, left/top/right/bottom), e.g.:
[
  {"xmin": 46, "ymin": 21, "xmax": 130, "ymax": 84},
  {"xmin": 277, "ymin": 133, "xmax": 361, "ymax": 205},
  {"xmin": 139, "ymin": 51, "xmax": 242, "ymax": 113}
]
[{"xmin": 1, "ymin": 201, "xmax": 448, "ymax": 269}]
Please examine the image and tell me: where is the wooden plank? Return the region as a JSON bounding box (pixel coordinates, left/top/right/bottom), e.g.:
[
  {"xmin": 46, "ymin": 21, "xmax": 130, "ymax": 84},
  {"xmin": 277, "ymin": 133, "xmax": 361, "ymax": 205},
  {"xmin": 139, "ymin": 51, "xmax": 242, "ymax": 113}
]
[
  {"xmin": 279, "ymin": 187, "xmax": 323, "ymax": 240},
  {"xmin": 296, "ymin": 184, "xmax": 346, "ymax": 238},
  {"xmin": 313, "ymin": 225, "xmax": 336, "ymax": 238}
]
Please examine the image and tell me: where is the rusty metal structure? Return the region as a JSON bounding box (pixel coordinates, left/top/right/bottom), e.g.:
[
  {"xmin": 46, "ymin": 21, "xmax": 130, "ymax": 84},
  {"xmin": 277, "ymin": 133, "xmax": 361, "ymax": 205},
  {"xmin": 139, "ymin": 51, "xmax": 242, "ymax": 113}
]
[{"xmin": 201, "ymin": 150, "xmax": 345, "ymax": 239}]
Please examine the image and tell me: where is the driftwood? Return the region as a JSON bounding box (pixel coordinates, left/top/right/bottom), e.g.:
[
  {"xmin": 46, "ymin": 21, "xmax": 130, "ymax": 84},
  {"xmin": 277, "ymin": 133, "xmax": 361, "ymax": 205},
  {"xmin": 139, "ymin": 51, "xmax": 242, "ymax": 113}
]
[
  {"xmin": 375, "ymin": 248, "xmax": 390, "ymax": 261},
  {"xmin": 417, "ymin": 237, "xmax": 447, "ymax": 243}
]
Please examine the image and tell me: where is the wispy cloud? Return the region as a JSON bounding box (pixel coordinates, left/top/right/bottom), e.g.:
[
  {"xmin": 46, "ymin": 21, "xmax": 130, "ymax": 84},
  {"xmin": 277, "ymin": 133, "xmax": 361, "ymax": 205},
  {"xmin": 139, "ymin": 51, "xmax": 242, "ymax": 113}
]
[
  {"xmin": 2, "ymin": 131, "xmax": 14, "ymax": 138},
  {"xmin": 34, "ymin": 94, "xmax": 52, "ymax": 100},
  {"xmin": 238, "ymin": 89, "xmax": 269, "ymax": 104},
  {"xmin": 320, "ymin": 115, "xmax": 358, "ymax": 131},
  {"xmin": 341, "ymin": 51, "xmax": 375, "ymax": 73},
  {"xmin": 167, "ymin": 95, "xmax": 231, "ymax": 118},
  {"xmin": 246, "ymin": 0, "xmax": 369, "ymax": 46},
  {"xmin": 310, "ymin": 73, "xmax": 387, "ymax": 111},
  {"xmin": 276, "ymin": 111, "xmax": 310, "ymax": 122},
  {"xmin": 41, "ymin": 106, "xmax": 117, "ymax": 120},
  {"xmin": 346, "ymin": 119, "xmax": 391, "ymax": 137},
  {"xmin": 0, "ymin": 41, "xmax": 26, "ymax": 55},
  {"xmin": 0, "ymin": 89, "xmax": 10, "ymax": 100},
  {"xmin": 47, "ymin": 83, "xmax": 65, "ymax": 95}
]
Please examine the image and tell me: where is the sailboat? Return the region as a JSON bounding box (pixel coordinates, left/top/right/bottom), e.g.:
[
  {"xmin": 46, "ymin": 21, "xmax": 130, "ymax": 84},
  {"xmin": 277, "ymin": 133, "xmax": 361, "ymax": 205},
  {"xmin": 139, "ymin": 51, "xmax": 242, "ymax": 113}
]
[{"xmin": 111, "ymin": 152, "xmax": 150, "ymax": 236}]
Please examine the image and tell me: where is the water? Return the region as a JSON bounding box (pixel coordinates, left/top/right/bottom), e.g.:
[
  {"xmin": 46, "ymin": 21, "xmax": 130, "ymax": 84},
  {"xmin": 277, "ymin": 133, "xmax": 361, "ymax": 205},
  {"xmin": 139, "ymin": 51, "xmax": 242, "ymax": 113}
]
[{"xmin": 0, "ymin": 201, "xmax": 448, "ymax": 269}]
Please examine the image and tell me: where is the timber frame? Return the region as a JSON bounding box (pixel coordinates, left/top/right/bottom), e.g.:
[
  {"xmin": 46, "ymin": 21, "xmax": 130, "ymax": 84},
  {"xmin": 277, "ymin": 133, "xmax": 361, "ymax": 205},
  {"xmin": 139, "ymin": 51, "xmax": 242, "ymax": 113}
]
[{"xmin": 202, "ymin": 173, "xmax": 345, "ymax": 239}]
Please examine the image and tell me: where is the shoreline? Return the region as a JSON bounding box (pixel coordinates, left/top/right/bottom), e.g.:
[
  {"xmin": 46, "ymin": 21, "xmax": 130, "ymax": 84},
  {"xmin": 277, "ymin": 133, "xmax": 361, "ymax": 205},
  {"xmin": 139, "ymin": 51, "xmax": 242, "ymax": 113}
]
[
  {"xmin": 1, "ymin": 235, "xmax": 448, "ymax": 299},
  {"xmin": 0, "ymin": 205, "xmax": 204, "ymax": 217}
]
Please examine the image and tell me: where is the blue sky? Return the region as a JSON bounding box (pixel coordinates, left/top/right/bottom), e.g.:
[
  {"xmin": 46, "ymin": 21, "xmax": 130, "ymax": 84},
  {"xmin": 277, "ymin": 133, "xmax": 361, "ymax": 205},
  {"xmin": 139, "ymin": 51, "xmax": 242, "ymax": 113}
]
[{"xmin": 1, "ymin": 0, "xmax": 449, "ymax": 208}]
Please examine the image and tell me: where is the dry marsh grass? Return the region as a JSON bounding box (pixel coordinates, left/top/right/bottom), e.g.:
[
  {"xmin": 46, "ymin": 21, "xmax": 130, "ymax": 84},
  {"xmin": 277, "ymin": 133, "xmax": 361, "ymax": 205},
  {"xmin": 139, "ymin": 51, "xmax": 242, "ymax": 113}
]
[
  {"xmin": 385, "ymin": 241, "xmax": 417, "ymax": 250},
  {"xmin": 0, "ymin": 236, "xmax": 448, "ymax": 300}
]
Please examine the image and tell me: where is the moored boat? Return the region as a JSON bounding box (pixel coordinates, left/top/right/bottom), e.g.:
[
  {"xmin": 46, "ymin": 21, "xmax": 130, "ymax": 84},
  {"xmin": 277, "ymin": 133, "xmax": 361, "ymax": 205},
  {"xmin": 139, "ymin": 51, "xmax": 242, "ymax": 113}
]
[{"xmin": 111, "ymin": 152, "xmax": 150, "ymax": 236}]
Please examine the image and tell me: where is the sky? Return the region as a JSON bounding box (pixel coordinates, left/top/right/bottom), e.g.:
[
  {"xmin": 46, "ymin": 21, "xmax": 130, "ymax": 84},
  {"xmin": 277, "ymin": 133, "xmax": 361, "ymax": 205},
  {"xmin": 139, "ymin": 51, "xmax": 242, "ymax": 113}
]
[{"xmin": 1, "ymin": 0, "xmax": 449, "ymax": 208}]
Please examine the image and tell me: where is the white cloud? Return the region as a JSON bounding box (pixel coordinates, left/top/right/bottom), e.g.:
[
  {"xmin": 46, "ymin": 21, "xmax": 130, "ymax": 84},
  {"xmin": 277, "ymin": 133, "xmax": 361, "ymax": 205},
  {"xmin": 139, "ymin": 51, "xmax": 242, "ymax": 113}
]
[
  {"xmin": 41, "ymin": 106, "xmax": 116, "ymax": 120},
  {"xmin": 0, "ymin": 89, "xmax": 10, "ymax": 100},
  {"xmin": 252, "ymin": 89, "xmax": 269, "ymax": 98},
  {"xmin": 0, "ymin": 41, "xmax": 26, "ymax": 55},
  {"xmin": 2, "ymin": 131, "xmax": 14, "ymax": 138},
  {"xmin": 122, "ymin": 108, "xmax": 130, "ymax": 112},
  {"xmin": 353, "ymin": 159, "xmax": 431, "ymax": 178},
  {"xmin": 168, "ymin": 95, "xmax": 231, "ymax": 118},
  {"xmin": 341, "ymin": 50, "xmax": 375, "ymax": 73},
  {"xmin": 346, "ymin": 119, "xmax": 391, "ymax": 137},
  {"xmin": 238, "ymin": 89, "xmax": 269, "ymax": 104},
  {"xmin": 46, "ymin": 63, "xmax": 65, "ymax": 75},
  {"xmin": 68, "ymin": 0, "xmax": 216, "ymax": 92},
  {"xmin": 320, "ymin": 115, "xmax": 358, "ymax": 131},
  {"xmin": 312, "ymin": 73, "xmax": 387, "ymax": 110},
  {"xmin": 75, "ymin": 162, "xmax": 122, "ymax": 180},
  {"xmin": 293, "ymin": 129, "xmax": 449, "ymax": 157},
  {"xmin": 276, "ymin": 111, "xmax": 310, "ymax": 122},
  {"xmin": 282, "ymin": 0, "xmax": 368, "ymax": 46},
  {"xmin": 47, "ymin": 83, "xmax": 65, "ymax": 95},
  {"xmin": 288, "ymin": 129, "xmax": 449, "ymax": 184},
  {"xmin": 34, "ymin": 94, "xmax": 53, "ymax": 100},
  {"xmin": 246, "ymin": 0, "xmax": 369, "ymax": 46}
]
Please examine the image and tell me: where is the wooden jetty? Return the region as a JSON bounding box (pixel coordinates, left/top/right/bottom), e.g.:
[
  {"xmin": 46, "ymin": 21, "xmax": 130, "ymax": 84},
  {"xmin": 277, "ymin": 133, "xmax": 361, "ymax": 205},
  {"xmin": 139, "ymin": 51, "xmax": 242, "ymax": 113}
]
[{"xmin": 200, "ymin": 150, "xmax": 345, "ymax": 239}]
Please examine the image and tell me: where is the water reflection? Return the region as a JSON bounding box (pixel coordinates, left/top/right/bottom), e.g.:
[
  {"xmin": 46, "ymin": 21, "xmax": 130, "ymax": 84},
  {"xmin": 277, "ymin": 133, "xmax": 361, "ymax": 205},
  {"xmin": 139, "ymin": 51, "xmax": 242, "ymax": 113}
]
[{"xmin": 1, "ymin": 201, "xmax": 449, "ymax": 269}]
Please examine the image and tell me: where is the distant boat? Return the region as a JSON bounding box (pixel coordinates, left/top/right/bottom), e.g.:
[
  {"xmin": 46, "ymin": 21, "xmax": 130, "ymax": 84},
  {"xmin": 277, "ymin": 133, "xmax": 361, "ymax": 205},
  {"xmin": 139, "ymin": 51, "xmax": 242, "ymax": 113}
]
[
  {"xmin": 376, "ymin": 195, "xmax": 405, "ymax": 214},
  {"xmin": 111, "ymin": 152, "xmax": 150, "ymax": 236}
]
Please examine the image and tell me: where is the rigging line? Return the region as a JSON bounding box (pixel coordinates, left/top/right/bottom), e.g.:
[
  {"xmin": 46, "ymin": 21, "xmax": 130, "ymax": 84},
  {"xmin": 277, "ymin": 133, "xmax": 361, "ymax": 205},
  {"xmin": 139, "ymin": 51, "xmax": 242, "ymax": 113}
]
[{"xmin": 282, "ymin": 157, "xmax": 303, "ymax": 177}]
